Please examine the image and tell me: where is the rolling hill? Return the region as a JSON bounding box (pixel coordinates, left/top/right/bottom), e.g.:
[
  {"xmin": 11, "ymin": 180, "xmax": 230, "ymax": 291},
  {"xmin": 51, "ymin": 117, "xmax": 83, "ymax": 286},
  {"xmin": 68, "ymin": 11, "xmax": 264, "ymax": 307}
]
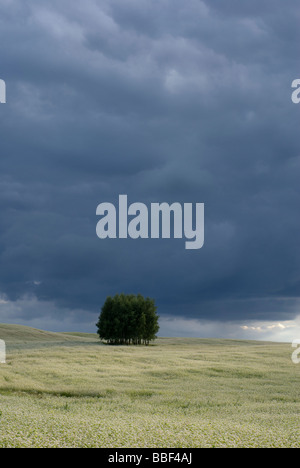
[{"xmin": 0, "ymin": 323, "xmax": 98, "ymax": 349}]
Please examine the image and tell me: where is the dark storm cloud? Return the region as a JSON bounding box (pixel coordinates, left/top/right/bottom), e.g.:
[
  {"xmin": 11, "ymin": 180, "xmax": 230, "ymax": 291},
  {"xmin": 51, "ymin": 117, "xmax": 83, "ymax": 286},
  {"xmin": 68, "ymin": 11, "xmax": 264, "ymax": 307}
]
[{"xmin": 0, "ymin": 0, "xmax": 299, "ymax": 330}]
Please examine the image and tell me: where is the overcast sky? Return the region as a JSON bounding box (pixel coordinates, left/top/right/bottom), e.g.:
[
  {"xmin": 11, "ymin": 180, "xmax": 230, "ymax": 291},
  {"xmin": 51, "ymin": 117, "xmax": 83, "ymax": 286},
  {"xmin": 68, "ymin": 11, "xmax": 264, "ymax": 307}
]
[{"xmin": 0, "ymin": 0, "xmax": 299, "ymax": 341}]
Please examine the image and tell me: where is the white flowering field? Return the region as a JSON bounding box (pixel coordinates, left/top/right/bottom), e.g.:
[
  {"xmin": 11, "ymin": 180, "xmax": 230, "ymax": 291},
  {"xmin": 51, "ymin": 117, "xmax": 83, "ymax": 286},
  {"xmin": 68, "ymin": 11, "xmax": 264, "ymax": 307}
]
[{"xmin": 0, "ymin": 325, "xmax": 299, "ymax": 448}]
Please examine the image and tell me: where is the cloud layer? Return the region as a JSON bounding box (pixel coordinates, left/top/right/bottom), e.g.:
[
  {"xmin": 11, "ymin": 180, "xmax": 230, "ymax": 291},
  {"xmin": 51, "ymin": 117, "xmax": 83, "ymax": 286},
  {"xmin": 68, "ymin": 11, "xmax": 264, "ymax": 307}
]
[{"xmin": 0, "ymin": 0, "xmax": 299, "ymax": 335}]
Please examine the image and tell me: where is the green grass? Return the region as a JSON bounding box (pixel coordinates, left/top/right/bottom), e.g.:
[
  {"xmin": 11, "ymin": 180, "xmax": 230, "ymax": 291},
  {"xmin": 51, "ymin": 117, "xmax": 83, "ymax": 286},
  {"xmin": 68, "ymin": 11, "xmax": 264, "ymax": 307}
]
[{"xmin": 0, "ymin": 324, "xmax": 300, "ymax": 447}]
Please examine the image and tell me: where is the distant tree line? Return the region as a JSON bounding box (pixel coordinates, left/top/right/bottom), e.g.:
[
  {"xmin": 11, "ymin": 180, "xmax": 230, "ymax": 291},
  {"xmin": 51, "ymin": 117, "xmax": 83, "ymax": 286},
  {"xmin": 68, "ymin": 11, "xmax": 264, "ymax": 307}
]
[{"xmin": 96, "ymin": 294, "xmax": 159, "ymax": 345}]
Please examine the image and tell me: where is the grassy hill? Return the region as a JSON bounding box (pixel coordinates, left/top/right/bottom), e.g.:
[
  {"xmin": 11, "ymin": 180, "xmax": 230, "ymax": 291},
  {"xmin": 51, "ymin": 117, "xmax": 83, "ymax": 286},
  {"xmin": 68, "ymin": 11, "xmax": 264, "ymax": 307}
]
[{"xmin": 0, "ymin": 323, "xmax": 98, "ymax": 350}]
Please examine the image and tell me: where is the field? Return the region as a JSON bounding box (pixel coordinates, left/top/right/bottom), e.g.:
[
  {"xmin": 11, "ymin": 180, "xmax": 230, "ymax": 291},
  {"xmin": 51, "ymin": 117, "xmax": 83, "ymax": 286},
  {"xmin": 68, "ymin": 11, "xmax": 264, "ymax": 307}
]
[{"xmin": 0, "ymin": 323, "xmax": 300, "ymax": 448}]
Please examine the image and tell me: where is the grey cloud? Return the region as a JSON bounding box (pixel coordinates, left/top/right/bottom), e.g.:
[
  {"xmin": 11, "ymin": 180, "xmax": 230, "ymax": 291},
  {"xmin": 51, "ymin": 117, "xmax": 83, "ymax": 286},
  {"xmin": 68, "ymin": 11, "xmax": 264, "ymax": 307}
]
[{"xmin": 0, "ymin": 0, "xmax": 299, "ymax": 331}]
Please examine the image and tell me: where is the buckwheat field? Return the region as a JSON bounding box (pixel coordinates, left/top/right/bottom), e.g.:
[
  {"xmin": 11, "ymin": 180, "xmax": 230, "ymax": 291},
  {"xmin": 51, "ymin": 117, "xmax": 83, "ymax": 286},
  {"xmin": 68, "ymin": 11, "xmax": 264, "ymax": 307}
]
[{"xmin": 0, "ymin": 324, "xmax": 299, "ymax": 448}]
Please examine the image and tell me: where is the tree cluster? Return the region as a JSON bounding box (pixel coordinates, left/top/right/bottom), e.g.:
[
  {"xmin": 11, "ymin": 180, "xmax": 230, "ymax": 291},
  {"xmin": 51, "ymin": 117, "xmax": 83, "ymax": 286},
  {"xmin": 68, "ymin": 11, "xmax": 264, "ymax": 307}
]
[{"xmin": 96, "ymin": 294, "xmax": 159, "ymax": 345}]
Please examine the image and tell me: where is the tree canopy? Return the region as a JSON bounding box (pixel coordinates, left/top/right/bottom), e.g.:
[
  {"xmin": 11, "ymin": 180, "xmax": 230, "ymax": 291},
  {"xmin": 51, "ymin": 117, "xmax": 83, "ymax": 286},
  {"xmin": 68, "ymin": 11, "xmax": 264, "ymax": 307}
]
[{"xmin": 96, "ymin": 293, "xmax": 159, "ymax": 345}]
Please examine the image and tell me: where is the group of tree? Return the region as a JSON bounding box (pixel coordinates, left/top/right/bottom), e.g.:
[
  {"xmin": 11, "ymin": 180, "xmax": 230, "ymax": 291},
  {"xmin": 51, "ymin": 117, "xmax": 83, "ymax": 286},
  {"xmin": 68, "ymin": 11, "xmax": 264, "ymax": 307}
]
[{"xmin": 96, "ymin": 293, "xmax": 159, "ymax": 345}]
